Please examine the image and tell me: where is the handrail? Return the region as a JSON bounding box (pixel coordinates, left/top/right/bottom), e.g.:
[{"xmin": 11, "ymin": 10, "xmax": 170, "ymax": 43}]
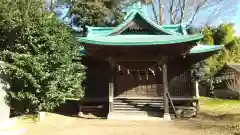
[{"xmin": 167, "ymin": 92, "xmax": 178, "ymax": 118}]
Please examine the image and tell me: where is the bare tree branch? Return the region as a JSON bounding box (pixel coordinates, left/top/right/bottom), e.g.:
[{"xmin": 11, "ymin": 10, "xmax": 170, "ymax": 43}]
[
  {"xmin": 169, "ymin": 0, "xmax": 174, "ymax": 24},
  {"xmin": 179, "ymin": 0, "xmax": 187, "ymax": 24},
  {"xmin": 185, "ymin": 0, "xmax": 207, "ymax": 28},
  {"xmin": 151, "ymin": 0, "xmax": 159, "ymax": 23}
]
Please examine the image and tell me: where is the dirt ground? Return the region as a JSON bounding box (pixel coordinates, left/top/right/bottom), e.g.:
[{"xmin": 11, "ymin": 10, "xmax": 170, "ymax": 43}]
[{"xmin": 14, "ymin": 113, "xmax": 239, "ymax": 135}]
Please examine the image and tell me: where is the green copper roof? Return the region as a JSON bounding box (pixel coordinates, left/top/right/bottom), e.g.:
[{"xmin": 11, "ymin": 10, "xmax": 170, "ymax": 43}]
[
  {"xmin": 189, "ymin": 45, "xmax": 224, "ymax": 54},
  {"xmin": 78, "ymin": 9, "xmax": 223, "ymax": 57},
  {"xmin": 161, "ymin": 24, "xmax": 187, "ymax": 35},
  {"xmin": 79, "ymin": 34, "xmax": 203, "ymax": 46},
  {"xmin": 86, "ymin": 26, "xmax": 114, "ymax": 37},
  {"xmin": 86, "ymin": 24, "xmax": 186, "ymax": 37},
  {"xmin": 85, "ymin": 10, "xmax": 188, "ymax": 37}
]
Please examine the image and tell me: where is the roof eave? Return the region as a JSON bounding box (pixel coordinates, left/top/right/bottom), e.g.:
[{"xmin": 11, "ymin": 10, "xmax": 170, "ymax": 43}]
[
  {"xmin": 188, "ymin": 45, "xmax": 224, "ymax": 54},
  {"xmin": 79, "ymin": 34, "xmax": 203, "ymax": 46}
]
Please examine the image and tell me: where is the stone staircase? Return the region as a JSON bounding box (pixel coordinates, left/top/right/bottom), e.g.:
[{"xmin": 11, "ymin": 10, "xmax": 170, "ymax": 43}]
[{"xmin": 112, "ymin": 97, "xmax": 165, "ymax": 117}]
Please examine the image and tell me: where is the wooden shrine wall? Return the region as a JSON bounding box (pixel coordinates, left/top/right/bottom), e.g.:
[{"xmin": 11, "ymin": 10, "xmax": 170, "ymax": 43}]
[
  {"xmin": 115, "ymin": 70, "xmax": 163, "ymax": 97},
  {"xmin": 82, "ymin": 56, "xmax": 194, "ymax": 99},
  {"xmin": 115, "ymin": 58, "xmax": 194, "ymax": 98},
  {"xmin": 168, "ymin": 57, "xmax": 194, "ymax": 97},
  {"xmin": 82, "ymin": 58, "xmax": 109, "ymax": 99}
]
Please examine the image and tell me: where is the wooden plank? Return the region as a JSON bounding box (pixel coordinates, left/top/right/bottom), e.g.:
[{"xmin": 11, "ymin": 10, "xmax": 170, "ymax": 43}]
[
  {"xmin": 79, "ymin": 98, "xmax": 109, "ymax": 102},
  {"xmin": 167, "ymin": 92, "xmax": 177, "ymax": 118},
  {"xmin": 82, "ymin": 105, "xmax": 104, "ymax": 109}
]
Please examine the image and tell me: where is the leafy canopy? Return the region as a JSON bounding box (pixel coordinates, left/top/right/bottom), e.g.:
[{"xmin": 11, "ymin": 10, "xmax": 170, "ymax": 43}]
[
  {"xmin": 70, "ymin": 0, "xmax": 124, "ymax": 26},
  {"xmin": 201, "ymin": 24, "xmax": 240, "ymax": 78},
  {"xmin": 0, "ymin": 0, "xmax": 84, "ymax": 113}
]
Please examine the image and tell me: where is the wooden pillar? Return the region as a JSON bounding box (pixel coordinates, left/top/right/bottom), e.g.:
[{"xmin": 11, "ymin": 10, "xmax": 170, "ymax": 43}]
[
  {"xmin": 162, "ymin": 62, "xmax": 171, "ymax": 120},
  {"xmin": 194, "ymin": 81, "xmax": 200, "ymax": 99},
  {"xmin": 108, "ymin": 57, "xmax": 114, "ymax": 116},
  {"xmin": 193, "ymin": 80, "xmax": 200, "ymax": 117}
]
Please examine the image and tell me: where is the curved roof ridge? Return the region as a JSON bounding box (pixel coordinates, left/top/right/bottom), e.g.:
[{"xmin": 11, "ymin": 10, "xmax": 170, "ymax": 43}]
[
  {"xmin": 162, "ymin": 24, "xmax": 182, "ymax": 28},
  {"xmin": 136, "ymin": 11, "xmax": 180, "ymax": 35},
  {"xmin": 106, "ymin": 10, "xmax": 180, "ymax": 36},
  {"xmin": 105, "ymin": 10, "xmax": 138, "ymax": 36}
]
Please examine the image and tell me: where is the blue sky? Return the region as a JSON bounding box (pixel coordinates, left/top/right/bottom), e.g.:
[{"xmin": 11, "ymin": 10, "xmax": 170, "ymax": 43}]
[
  {"xmin": 234, "ymin": 1, "xmax": 240, "ymax": 36},
  {"xmin": 49, "ymin": 0, "xmax": 240, "ymax": 36},
  {"xmin": 134, "ymin": 0, "xmax": 240, "ymax": 36}
]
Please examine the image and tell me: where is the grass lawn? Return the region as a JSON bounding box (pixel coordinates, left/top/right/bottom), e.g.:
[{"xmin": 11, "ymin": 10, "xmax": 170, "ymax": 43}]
[
  {"xmin": 200, "ymin": 96, "xmax": 240, "ymax": 114},
  {"xmin": 181, "ymin": 97, "xmax": 240, "ymax": 134}
]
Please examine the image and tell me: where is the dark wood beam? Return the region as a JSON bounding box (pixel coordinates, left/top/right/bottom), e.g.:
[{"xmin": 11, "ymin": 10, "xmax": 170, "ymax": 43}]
[{"xmin": 162, "ymin": 61, "xmax": 170, "ymax": 116}]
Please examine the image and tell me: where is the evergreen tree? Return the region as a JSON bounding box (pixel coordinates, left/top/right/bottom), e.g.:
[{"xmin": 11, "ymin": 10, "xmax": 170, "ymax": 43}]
[
  {"xmin": 214, "ymin": 24, "xmax": 235, "ymax": 45},
  {"xmin": 203, "ymin": 24, "xmax": 239, "ymax": 78},
  {"xmin": 201, "ymin": 26, "xmax": 214, "ymax": 45},
  {"xmin": 70, "ymin": 0, "xmax": 124, "ymax": 26},
  {"xmin": 0, "ymin": 0, "xmax": 84, "ymax": 113}
]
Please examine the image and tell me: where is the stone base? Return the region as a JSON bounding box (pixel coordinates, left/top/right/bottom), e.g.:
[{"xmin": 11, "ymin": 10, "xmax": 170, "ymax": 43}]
[
  {"xmin": 78, "ymin": 112, "xmax": 84, "ymax": 117},
  {"xmin": 163, "ymin": 113, "xmax": 171, "ymax": 121},
  {"xmin": 38, "ymin": 112, "xmax": 46, "ymax": 122},
  {"xmin": 107, "ymin": 112, "xmax": 163, "ymax": 121},
  {"xmin": 107, "ymin": 112, "xmax": 114, "ymax": 119}
]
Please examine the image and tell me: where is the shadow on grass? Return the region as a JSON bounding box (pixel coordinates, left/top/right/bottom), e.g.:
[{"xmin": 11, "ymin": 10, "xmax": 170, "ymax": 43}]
[
  {"xmin": 174, "ymin": 112, "xmax": 240, "ymax": 134},
  {"xmin": 198, "ymin": 112, "xmax": 240, "ymax": 122}
]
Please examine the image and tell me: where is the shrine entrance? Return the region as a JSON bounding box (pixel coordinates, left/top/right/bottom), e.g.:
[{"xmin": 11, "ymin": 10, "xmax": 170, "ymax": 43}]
[
  {"xmin": 78, "ymin": 9, "xmax": 223, "ymax": 119},
  {"xmin": 115, "ymin": 61, "xmax": 164, "ymax": 98}
]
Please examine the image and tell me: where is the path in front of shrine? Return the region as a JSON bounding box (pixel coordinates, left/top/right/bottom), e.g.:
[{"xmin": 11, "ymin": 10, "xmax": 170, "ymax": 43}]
[{"xmin": 14, "ymin": 113, "xmax": 233, "ymax": 135}]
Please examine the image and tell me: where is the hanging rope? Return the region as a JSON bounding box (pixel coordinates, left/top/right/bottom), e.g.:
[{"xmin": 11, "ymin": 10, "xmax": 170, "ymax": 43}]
[
  {"xmin": 116, "ymin": 63, "xmax": 160, "ymax": 72},
  {"xmin": 116, "ymin": 62, "xmax": 163, "ymax": 80}
]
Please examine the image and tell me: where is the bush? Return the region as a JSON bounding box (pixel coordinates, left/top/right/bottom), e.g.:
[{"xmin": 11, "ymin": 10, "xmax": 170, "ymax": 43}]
[{"xmin": 0, "ymin": 0, "xmax": 84, "ymax": 113}]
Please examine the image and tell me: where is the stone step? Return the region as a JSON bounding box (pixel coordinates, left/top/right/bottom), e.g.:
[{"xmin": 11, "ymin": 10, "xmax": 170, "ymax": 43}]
[
  {"xmin": 114, "ymin": 100, "xmax": 164, "ymax": 103},
  {"xmin": 108, "ymin": 112, "xmax": 163, "ymax": 120},
  {"xmin": 113, "ymin": 107, "xmax": 162, "ymax": 111},
  {"xmin": 112, "ymin": 110, "xmax": 163, "ymax": 117},
  {"xmin": 113, "ymin": 103, "xmax": 163, "ymax": 108},
  {"xmin": 113, "ymin": 110, "xmax": 162, "ymax": 114},
  {"xmin": 113, "ymin": 102, "xmax": 163, "ymax": 105},
  {"xmin": 114, "ymin": 97, "xmax": 163, "ymax": 100}
]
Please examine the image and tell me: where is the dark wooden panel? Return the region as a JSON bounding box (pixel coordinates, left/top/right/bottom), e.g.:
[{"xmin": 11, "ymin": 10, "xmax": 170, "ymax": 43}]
[
  {"xmin": 82, "ymin": 58, "xmax": 109, "ymax": 99},
  {"xmin": 115, "ymin": 74, "xmax": 163, "ymax": 97}
]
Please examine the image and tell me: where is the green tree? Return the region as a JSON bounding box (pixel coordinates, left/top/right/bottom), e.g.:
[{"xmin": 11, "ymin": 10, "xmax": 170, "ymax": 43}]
[
  {"xmin": 214, "ymin": 23, "xmax": 235, "ymax": 45},
  {"xmin": 203, "ymin": 24, "xmax": 239, "ymax": 78},
  {"xmin": 70, "ymin": 0, "xmax": 124, "ymax": 26},
  {"xmin": 201, "ymin": 26, "xmax": 214, "ymax": 45},
  {"xmin": 0, "ymin": 0, "xmax": 84, "ymax": 113}
]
